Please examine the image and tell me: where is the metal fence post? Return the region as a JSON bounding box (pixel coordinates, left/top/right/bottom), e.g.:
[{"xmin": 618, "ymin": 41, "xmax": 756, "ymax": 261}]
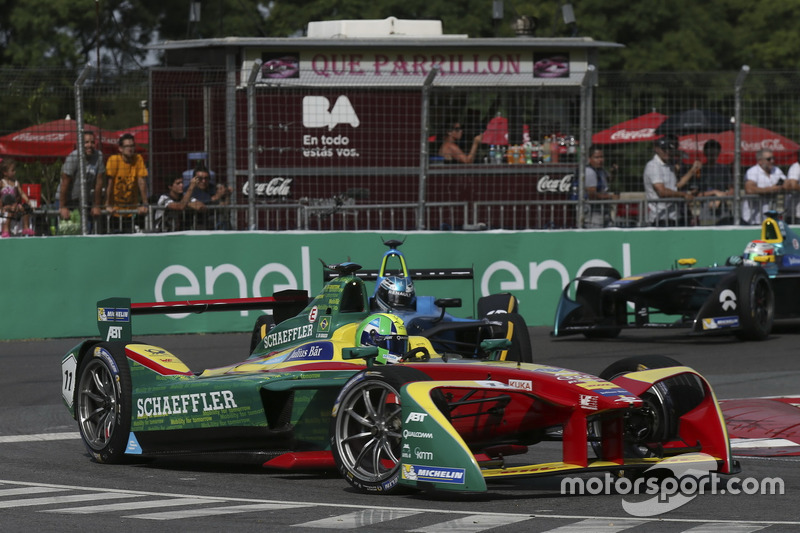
[
  {"xmin": 225, "ymin": 52, "xmax": 238, "ymax": 229},
  {"xmin": 246, "ymin": 59, "xmax": 262, "ymax": 230},
  {"xmin": 418, "ymin": 67, "xmax": 439, "ymax": 231},
  {"xmin": 74, "ymin": 64, "xmax": 92, "ymax": 235},
  {"xmin": 733, "ymin": 65, "xmax": 750, "ymax": 225},
  {"xmin": 578, "ymin": 65, "xmax": 596, "ymax": 228}
]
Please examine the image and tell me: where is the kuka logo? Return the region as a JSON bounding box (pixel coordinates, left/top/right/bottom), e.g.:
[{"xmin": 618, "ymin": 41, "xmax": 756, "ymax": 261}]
[{"xmin": 302, "ymin": 96, "xmax": 360, "ymax": 130}]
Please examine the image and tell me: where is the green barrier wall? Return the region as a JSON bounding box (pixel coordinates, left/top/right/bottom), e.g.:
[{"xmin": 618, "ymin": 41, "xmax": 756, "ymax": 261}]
[{"xmin": 2, "ymin": 227, "xmax": 755, "ymax": 340}]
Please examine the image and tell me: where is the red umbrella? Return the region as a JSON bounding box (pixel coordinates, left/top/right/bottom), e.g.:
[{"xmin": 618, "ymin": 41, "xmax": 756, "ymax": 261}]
[
  {"xmin": 0, "ymin": 118, "xmax": 117, "ymax": 160},
  {"xmin": 481, "ymin": 115, "xmax": 509, "ymax": 146},
  {"xmin": 678, "ymin": 124, "xmax": 799, "ymax": 166},
  {"xmin": 591, "ymin": 112, "xmax": 666, "ymax": 144}
]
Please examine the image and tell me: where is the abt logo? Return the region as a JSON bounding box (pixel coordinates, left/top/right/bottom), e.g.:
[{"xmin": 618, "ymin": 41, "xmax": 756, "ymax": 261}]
[
  {"xmin": 405, "ymin": 412, "xmax": 428, "ymax": 423},
  {"xmin": 106, "ymin": 326, "xmax": 123, "ymax": 341},
  {"xmin": 303, "ymin": 96, "xmax": 360, "ymax": 130}
]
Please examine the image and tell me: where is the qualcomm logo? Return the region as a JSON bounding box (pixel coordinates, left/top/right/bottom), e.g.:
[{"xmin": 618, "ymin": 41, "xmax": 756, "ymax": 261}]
[{"xmin": 303, "ymin": 96, "xmax": 360, "ymax": 130}]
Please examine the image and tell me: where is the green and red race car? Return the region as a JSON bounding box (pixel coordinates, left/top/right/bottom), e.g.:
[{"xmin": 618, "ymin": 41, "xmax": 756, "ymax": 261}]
[{"xmin": 61, "ymin": 262, "xmax": 737, "ymax": 495}]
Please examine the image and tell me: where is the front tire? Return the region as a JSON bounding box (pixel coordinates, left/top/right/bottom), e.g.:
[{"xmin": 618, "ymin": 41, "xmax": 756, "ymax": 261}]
[
  {"xmin": 330, "ymin": 367, "xmax": 430, "ymax": 494},
  {"xmin": 578, "ymin": 267, "xmax": 623, "ymax": 339},
  {"xmin": 595, "ymin": 355, "xmax": 700, "ymax": 459},
  {"xmin": 76, "ymin": 343, "xmax": 132, "ymax": 463},
  {"xmin": 598, "ymin": 355, "xmax": 683, "ymax": 381},
  {"xmin": 735, "ymin": 266, "xmax": 774, "ymax": 341}
]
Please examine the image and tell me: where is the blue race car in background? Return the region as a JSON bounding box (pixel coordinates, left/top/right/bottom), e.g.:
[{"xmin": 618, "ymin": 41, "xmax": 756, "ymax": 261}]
[
  {"xmin": 552, "ymin": 212, "xmax": 800, "ymax": 341},
  {"xmin": 320, "ymin": 238, "xmax": 533, "ymax": 362}
]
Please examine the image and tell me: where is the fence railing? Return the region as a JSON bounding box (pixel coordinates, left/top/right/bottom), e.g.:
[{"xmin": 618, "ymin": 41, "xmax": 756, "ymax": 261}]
[
  {"xmin": 23, "ymin": 193, "xmax": 797, "ymax": 236},
  {"xmin": 29, "ymin": 201, "xmax": 472, "ymax": 235},
  {"xmin": 5, "ymin": 66, "xmax": 800, "ymax": 235}
]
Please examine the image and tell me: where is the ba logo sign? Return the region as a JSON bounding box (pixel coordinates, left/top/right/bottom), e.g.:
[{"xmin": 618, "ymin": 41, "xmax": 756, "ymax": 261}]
[{"xmin": 303, "ymin": 96, "xmax": 360, "ymax": 130}]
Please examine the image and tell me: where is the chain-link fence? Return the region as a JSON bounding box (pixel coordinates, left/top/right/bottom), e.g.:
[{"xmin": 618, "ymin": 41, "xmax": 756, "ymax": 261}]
[{"xmin": 2, "ymin": 66, "xmax": 800, "ymax": 235}]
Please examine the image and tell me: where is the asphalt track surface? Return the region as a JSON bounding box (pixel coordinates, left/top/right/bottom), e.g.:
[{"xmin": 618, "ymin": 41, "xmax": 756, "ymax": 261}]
[{"xmin": 2, "ymin": 326, "xmax": 800, "ymax": 532}]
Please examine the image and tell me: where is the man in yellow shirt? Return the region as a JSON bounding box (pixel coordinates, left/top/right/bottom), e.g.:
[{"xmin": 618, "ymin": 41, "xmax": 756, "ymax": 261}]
[{"xmin": 105, "ymin": 133, "xmax": 148, "ymax": 232}]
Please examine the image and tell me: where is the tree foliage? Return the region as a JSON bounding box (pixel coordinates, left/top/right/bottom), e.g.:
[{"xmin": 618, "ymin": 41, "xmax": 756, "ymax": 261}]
[{"xmin": 0, "ymin": 0, "xmax": 798, "ymax": 72}]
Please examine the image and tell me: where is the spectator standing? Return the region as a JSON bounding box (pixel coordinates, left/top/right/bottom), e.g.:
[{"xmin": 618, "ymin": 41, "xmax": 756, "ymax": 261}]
[
  {"xmin": 695, "ymin": 139, "xmax": 734, "ymax": 224},
  {"xmin": 0, "ymin": 158, "xmax": 34, "ymax": 237},
  {"xmin": 643, "ymin": 135, "xmax": 700, "ymax": 226},
  {"xmin": 104, "ymin": 133, "xmax": 148, "ymax": 232},
  {"xmin": 439, "ymin": 122, "xmax": 482, "ymax": 164},
  {"xmin": 155, "ymin": 176, "xmax": 205, "ymax": 231},
  {"xmin": 741, "ymin": 149, "xmax": 786, "ymax": 225},
  {"xmin": 57, "ymin": 130, "xmax": 105, "ymax": 222},
  {"xmin": 583, "ymin": 145, "xmax": 619, "ymax": 228},
  {"xmin": 784, "ymin": 149, "xmax": 800, "ymax": 222}
]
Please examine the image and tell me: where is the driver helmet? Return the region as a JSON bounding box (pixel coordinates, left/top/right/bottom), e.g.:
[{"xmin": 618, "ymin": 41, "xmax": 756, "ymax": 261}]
[
  {"xmin": 743, "ymin": 240, "xmax": 775, "ymax": 262},
  {"xmin": 355, "ymin": 313, "xmax": 408, "ymax": 365},
  {"xmin": 374, "ymin": 276, "xmax": 416, "ymax": 311}
]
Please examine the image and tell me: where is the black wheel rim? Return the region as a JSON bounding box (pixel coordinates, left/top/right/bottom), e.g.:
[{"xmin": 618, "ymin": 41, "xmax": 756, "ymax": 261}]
[
  {"xmin": 334, "ymin": 380, "xmax": 403, "ymax": 483},
  {"xmin": 77, "ymin": 358, "xmax": 119, "ymax": 451}
]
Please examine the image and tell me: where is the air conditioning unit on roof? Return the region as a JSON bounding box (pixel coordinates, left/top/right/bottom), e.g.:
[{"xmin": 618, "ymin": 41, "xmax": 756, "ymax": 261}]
[{"xmin": 307, "ymin": 17, "xmax": 445, "ymax": 38}]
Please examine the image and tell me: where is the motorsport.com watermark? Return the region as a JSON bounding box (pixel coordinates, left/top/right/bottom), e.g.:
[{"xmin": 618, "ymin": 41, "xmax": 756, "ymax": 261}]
[{"xmin": 560, "ymin": 453, "xmax": 784, "ymax": 517}]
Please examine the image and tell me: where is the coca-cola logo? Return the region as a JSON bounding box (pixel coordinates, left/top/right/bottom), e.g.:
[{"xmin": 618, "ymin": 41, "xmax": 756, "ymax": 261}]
[
  {"xmin": 741, "ymin": 138, "xmax": 787, "ymax": 151},
  {"xmin": 242, "ymin": 177, "xmax": 292, "ymax": 197},
  {"xmin": 609, "ymin": 128, "xmax": 656, "ymax": 141},
  {"xmin": 681, "ymin": 138, "xmax": 790, "ymax": 153},
  {"xmin": 536, "ymin": 174, "xmax": 574, "ymax": 193}
]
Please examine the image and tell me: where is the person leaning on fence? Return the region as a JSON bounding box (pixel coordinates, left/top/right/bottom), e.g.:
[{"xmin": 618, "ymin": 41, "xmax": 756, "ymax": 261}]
[
  {"xmin": 741, "ymin": 149, "xmax": 786, "ymax": 225},
  {"xmin": 58, "ymin": 130, "xmax": 105, "ymax": 222},
  {"xmin": 185, "ymin": 166, "xmax": 230, "ymax": 229},
  {"xmin": 104, "ymin": 133, "xmax": 148, "ymax": 232},
  {"xmin": 155, "ymin": 175, "xmax": 205, "ymax": 231},
  {"xmin": 694, "ymin": 139, "xmax": 734, "ymax": 224},
  {"xmin": 187, "ymin": 166, "xmax": 230, "ymax": 206},
  {"xmin": 583, "ymin": 145, "xmax": 619, "ymax": 228},
  {"xmin": 643, "ymin": 135, "xmax": 700, "ymax": 226},
  {"xmin": 0, "ymin": 158, "xmax": 34, "ymax": 237},
  {"xmin": 439, "ymin": 122, "xmax": 482, "ymax": 164},
  {"xmin": 783, "ymin": 149, "xmax": 800, "ymax": 222}
]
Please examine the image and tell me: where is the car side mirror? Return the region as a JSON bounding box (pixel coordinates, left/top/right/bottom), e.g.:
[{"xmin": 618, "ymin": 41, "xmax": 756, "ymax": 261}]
[
  {"xmin": 434, "ymin": 298, "xmax": 462, "ymax": 309},
  {"xmin": 342, "ymin": 346, "xmax": 379, "ymax": 367}
]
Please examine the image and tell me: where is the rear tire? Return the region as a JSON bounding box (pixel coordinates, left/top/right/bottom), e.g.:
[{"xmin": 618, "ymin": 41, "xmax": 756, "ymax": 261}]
[
  {"xmin": 76, "ymin": 343, "xmax": 131, "ymax": 464},
  {"xmin": 249, "ymin": 314, "xmax": 276, "ymax": 353},
  {"xmin": 477, "ymin": 293, "xmax": 519, "ymax": 317},
  {"xmin": 490, "ymin": 313, "xmax": 533, "ymax": 363}
]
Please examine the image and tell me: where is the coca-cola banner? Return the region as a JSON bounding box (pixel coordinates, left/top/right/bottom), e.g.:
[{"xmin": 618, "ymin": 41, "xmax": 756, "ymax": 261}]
[
  {"xmin": 242, "ymin": 178, "xmax": 293, "ymax": 198},
  {"xmin": 536, "ymin": 174, "xmax": 575, "ymax": 194}
]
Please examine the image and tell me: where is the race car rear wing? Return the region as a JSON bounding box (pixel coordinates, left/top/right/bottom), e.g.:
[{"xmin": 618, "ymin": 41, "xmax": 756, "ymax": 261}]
[
  {"xmin": 97, "ymin": 289, "xmax": 309, "ymax": 343},
  {"xmin": 323, "ymin": 268, "xmax": 473, "ymax": 282}
]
